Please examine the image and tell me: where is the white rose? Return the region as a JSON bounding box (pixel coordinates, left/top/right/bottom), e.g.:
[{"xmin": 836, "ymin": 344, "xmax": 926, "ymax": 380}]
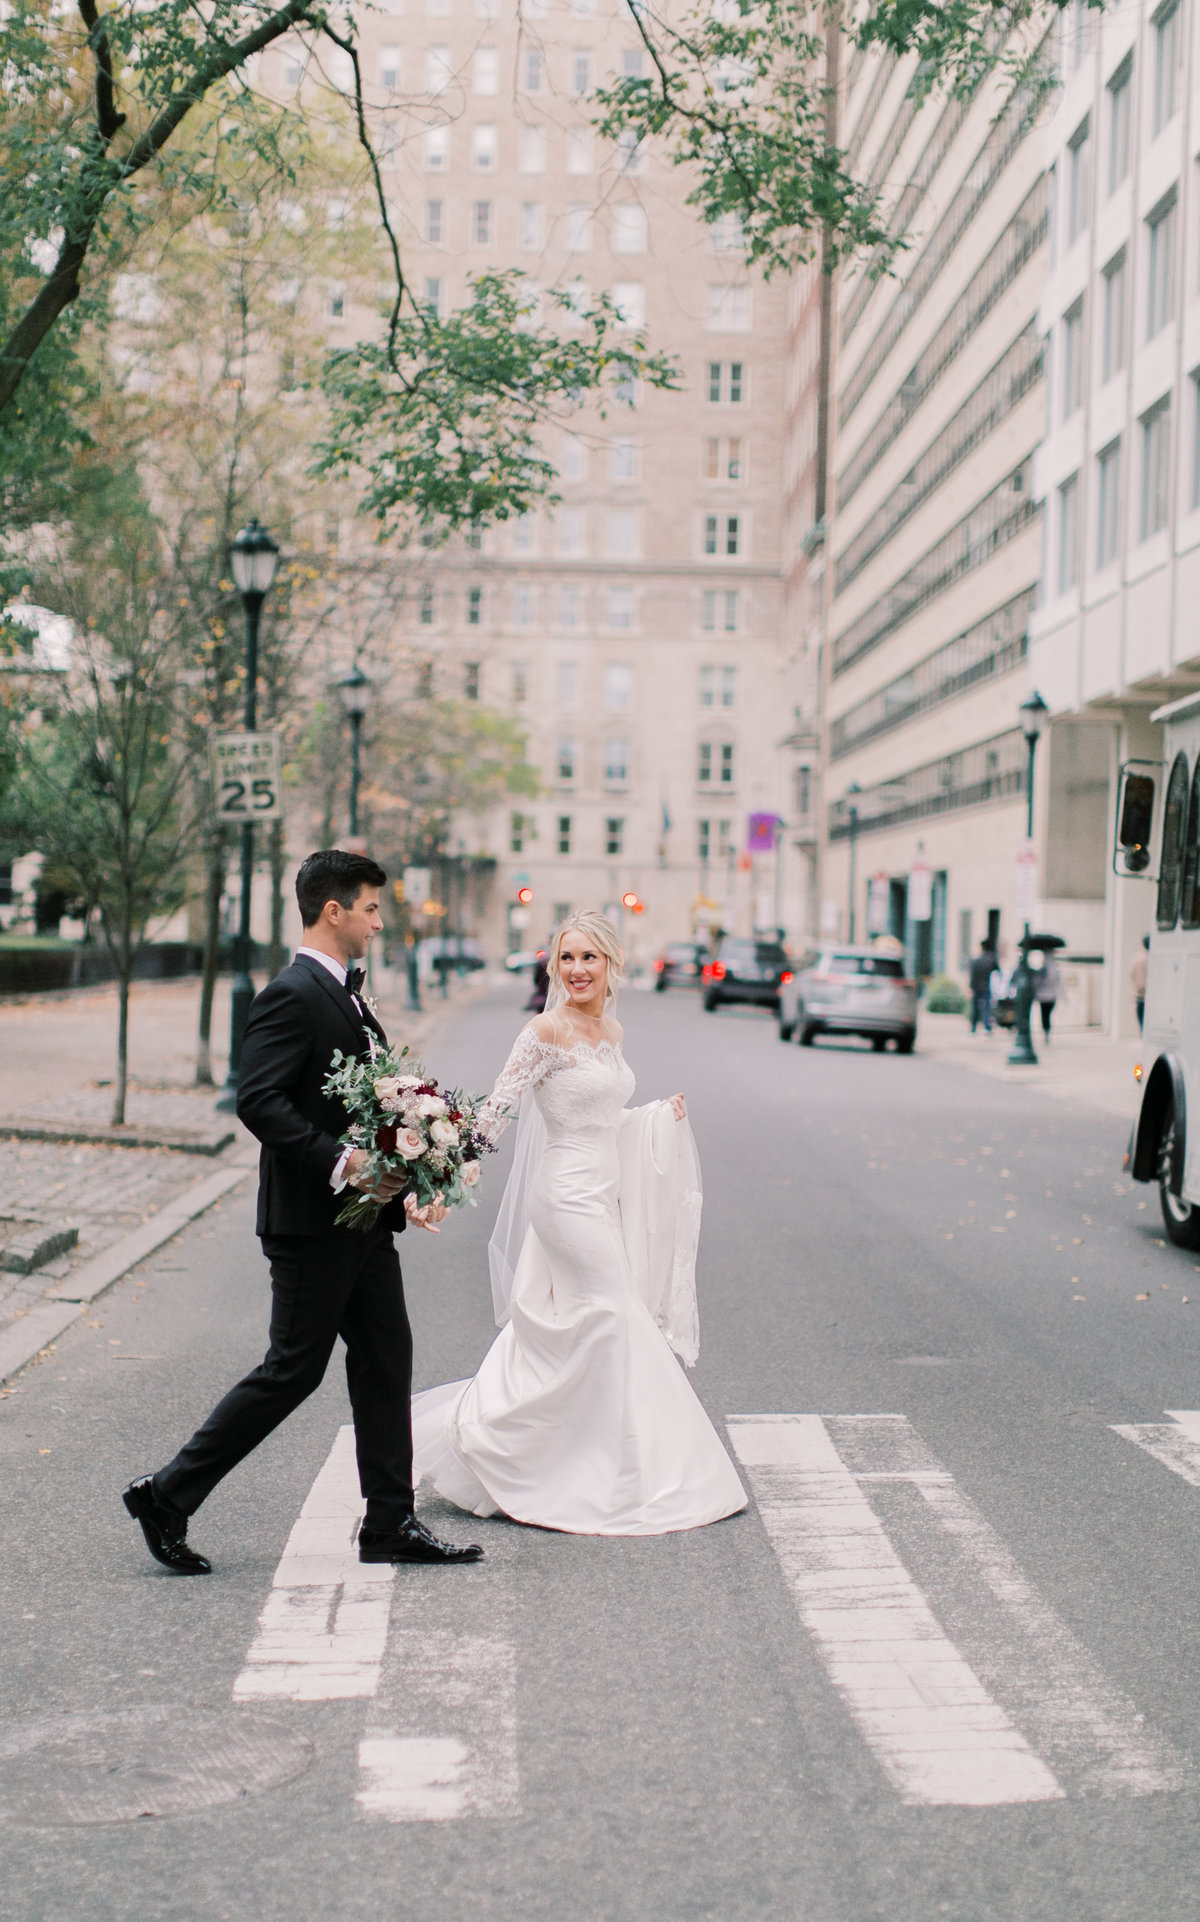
[
  {"xmin": 373, "ymin": 1076, "xmax": 402, "ymax": 1101},
  {"xmin": 430, "ymin": 1118, "xmax": 459, "ymax": 1149},
  {"xmin": 417, "ymin": 1094, "xmax": 447, "ymax": 1118},
  {"xmin": 397, "ymin": 1075, "xmax": 424, "ymax": 1090},
  {"xmin": 460, "ymin": 1159, "xmax": 481, "ymax": 1188},
  {"xmin": 395, "ymin": 1128, "xmax": 425, "ymax": 1160}
]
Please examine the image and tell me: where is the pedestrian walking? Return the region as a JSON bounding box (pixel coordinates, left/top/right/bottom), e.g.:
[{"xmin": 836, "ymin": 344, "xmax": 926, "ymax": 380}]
[
  {"xmin": 968, "ymin": 938, "xmax": 998, "ymax": 1034},
  {"xmin": 1035, "ymin": 955, "xmax": 1062, "ymax": 1040},
  {"xmin": 1131, "ymin": 935, "xmax": 1149, "ymax": 1034}
]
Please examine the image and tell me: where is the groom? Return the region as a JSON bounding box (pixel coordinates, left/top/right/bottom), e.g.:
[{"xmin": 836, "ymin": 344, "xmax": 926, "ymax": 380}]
[{"xmin": 123, "ymin": 849, "xmax": 483, "ymax": 1574}]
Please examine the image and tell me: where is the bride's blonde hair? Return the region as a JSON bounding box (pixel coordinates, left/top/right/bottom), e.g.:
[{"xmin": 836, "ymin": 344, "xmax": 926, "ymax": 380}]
[{"xmin": 546, "ymin": 909, "xmax": 624, "ymax": 1010}]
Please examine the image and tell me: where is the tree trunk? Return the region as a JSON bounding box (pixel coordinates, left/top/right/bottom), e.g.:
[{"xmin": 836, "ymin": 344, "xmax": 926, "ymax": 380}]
[
  {"xmin": 268, "ymin": 817, "xmax": 286, "ymax": 979},
  {"xmin": 112, "ymin": 965, "xmax": 131, "ymax": 1127},
  {"xmin": 195, "ymin": 830, "xmax": 225, "ymax": 1085}
]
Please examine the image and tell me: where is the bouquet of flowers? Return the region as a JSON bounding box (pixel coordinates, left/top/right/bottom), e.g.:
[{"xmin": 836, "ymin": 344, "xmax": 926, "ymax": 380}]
[{"xmin": 322, "ymin": 1040, "xmax": 496, "ymax": 1232}]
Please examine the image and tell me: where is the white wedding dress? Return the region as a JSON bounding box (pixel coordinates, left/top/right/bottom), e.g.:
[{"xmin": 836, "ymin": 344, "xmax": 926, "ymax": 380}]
[{"xmin": 410, "ymin": 1014, "xmax": 747, "ymax": 1536}]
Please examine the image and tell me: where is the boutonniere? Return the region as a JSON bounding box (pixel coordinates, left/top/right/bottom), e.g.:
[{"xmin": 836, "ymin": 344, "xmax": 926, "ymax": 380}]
[{"xmin": 362, "ymin": 990, "xmax": 380, "ymax": 1019}]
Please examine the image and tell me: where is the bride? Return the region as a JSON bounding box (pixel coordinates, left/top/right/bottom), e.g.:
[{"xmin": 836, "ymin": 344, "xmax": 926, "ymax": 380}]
[{"xmin": 411, "ymin": 909, "xmax": 747, "ymax": 1536}]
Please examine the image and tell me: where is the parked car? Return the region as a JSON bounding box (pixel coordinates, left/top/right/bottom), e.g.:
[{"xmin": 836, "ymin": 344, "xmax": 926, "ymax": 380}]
[
  {"xmin": 653, "ymin": 940, "xmax": 710, "ymax": 991},
  {"xmin": 778, "ymin": 946, "xmax": 917, "ymax": 1052},
  {"xmin": 701, "ymin": 937, "xmax": 793, "ymax": 1013},
  {"xmin": 418, "ymin": 936, "xmax": 486, "ymax": 978}
]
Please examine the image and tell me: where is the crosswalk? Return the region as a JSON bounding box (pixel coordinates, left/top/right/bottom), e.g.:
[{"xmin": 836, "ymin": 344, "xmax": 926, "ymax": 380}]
[{"xmin": 231, "ymin": 1412, "xmax": 1195, "ymax": 1821}]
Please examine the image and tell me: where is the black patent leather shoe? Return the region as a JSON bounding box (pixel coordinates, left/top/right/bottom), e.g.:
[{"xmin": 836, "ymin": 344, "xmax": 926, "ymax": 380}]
[
  {"xmin": 359, "ymin": 1517, "xmax": 484, "ymax": 1565},
  {"xmin": 122, "ymin": 1477, "xmax": 212, "ymax": 1575}
]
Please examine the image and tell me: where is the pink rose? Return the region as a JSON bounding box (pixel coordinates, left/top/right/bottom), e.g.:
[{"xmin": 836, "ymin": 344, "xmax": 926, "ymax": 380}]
[
  {"xmin": 430, "ymin": 1118, "xmax": 459, "ymax": 1149},
  {"xmin": 395, "ymin": 1128, "xmax": 425, "ymax": 1160},
  {"xmin": 460, "ymin": 1159, "xmax": 481, "ymax": 1187}
]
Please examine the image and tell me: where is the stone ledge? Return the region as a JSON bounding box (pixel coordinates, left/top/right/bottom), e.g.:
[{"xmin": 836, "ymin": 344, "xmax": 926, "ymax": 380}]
[
  {"xmin": 0, "ymin": 1222, "xmax": 79, "ymax": 1275},
  {"xmin": 0, "ymin": 1118, "xmax": 234, "ymax": 1154}
]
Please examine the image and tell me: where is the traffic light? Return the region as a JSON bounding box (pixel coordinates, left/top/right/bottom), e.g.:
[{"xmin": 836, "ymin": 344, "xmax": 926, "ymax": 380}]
[
  {"xmin": 621, "ymin": 891, "xmax": 639, "ymax": 909},
  {"xmin": 517, "ymin": 886, "xmax": 534, "ymax": 905}
]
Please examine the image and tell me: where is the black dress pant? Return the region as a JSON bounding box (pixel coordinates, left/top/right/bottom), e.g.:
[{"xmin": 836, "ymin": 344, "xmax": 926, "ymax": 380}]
[{"xmin": 155, "ymin": 1227, "xmax": 414, "ymax": 1531}]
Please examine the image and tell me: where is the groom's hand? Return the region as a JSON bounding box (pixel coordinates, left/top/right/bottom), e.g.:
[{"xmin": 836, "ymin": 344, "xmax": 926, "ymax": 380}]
[{"xmin": 344, "ymin": 1149, "xmax": 408, "ymax": 1200}]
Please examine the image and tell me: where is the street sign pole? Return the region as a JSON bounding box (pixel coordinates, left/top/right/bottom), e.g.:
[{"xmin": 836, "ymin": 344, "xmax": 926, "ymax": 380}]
[{"xmin": 218, "ymin": 592, "xmax": 263, "ymax": 1113}]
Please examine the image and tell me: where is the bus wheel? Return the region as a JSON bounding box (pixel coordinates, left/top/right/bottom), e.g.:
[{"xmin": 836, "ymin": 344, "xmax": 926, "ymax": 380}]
[{"xmin": 1158, "ymin": 1109, "xmax": 1200, "ymax": 1249}]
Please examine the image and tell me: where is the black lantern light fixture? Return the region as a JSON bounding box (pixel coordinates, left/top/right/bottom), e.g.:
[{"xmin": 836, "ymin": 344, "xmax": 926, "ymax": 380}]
[
  {"xmin": 1007, "ymin": 689, "xmax": 1049, "ymax": 1068},
  {"xmin": 338, "ymin": 663, "xmax": 372, "ymax": 838}
]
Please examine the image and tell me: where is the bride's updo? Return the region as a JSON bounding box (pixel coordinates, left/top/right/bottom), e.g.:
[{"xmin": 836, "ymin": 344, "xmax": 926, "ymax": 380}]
[{"xmin": 546, "ymin": 909, "xmax": 624, "ymax": 1010}]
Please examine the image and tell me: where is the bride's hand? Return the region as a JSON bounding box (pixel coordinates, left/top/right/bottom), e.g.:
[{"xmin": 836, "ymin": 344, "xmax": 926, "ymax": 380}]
[
  {"xmin": 669, "ymin": 1093, "xmax": 687, "ymax": 1121},
  {"xmin": 405, "ymin": 1193, "xmax": 447, "ymax": 1233}
]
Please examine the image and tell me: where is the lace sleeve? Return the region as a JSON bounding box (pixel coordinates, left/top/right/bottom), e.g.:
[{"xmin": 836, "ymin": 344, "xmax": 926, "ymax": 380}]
[{"xmin": 476, "ymin": 1025, "xmax": 558, "ymax": 1144}]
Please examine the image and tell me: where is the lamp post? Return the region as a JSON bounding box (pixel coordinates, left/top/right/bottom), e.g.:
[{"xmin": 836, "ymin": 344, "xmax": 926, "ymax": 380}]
[
  {"xmin": 846, "ymin": 782, "xmax": 861, "ymax": 942},
  {"xmin": 1006, "ymin": 690, "xmax": 1049, "ymax": 1068},
  {"xmin": 216, "ymin": 518, "xmax": 280, "ymax": 1112},
  {"xmin": 338, "ymin": 664, "xmax": 371, "ymax": 839}
]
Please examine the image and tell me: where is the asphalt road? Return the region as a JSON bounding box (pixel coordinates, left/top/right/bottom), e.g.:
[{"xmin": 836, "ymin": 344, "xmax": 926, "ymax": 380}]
[{"xmin": 2, "ymin": 976, "xmax": 1199, "ymax": 1922}]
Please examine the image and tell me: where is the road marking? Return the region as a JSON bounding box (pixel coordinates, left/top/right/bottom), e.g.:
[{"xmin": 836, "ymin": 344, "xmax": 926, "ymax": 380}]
[
  {"xmin": 233, "ymin": 1425, "xmax": 394, "ymax": 1702},
  {"xmin": 728, "ymin": 1414, "xmax": 1184, "ymax": 1807},
  {"xmin": 1111, "ymin": 1409, "xmax": 1200, "ymax": 1488}
]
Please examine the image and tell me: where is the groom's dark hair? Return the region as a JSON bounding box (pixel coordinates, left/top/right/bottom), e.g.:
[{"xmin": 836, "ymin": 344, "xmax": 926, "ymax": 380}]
[{"xmin": 296, "ymin": 850, "xmax": 387, "ymax": 927}]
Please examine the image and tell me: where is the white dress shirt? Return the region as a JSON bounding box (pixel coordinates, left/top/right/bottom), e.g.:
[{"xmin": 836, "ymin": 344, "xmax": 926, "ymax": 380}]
[{"xmin": 295, "ymin": 945, "xmax": 363, "ymax": 1193}]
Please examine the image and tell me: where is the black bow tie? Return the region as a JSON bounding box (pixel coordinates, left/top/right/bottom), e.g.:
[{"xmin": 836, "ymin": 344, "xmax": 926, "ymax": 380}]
[{"xmin": 346, "ymin": 967, "xmax": 365, "ymax": 998}]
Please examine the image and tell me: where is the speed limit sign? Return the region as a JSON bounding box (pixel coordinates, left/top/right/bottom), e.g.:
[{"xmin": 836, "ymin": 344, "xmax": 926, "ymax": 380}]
[{"xmin": 210, "ymin": 732, "xmax": 283, "ymax": 822}]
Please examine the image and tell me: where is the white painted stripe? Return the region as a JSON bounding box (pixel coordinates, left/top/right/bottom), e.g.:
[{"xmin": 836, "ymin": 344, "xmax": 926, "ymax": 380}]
[
  {"xmin": 729, "ymin": 1414, "xmax": 1184, "ymax": 1805},
  {"xmin": 233, "ymin": 1425, "xmax": 394, "ymax": 1702},
  {"xmin": 1112, "ymin": 1409, "xmax": 1200, "ymax": 1489},
  {"xmin": 729, "ymin": 1414, "xmax": 1060, "ymax": 1806}
]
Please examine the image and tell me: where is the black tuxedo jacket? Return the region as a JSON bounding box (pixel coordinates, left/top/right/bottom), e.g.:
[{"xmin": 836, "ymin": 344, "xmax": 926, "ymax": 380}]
[{"xmin": 236, "ymin": 955, "xmax": 408, "ymax": 1238}]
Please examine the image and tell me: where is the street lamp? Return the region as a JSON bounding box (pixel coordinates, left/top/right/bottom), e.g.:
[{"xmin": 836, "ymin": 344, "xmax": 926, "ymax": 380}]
[
  {"xmin": 1007, "ymin": 690, "xmax": 1049, "ymax": 1068},
  {"xmin": 845, "ymin": 782, "xmax": 862, "ymax": 942},
  {"xmin": 338, "ymin": 663, "xmax": 371, "ymax": 838},
  {"xmin": 217, "ymin": 517, "xmax": 280, "ymax": 1112}
]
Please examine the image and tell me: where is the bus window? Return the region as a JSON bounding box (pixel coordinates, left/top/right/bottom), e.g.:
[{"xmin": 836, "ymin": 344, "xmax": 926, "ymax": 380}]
[
  {"xmin": 1183, "ymin": 762, "xmax": 1200, "ymax": 929},
  {"xmin": 1157, "ymin": 751, "xmax": 1190, "ymax": 930}
]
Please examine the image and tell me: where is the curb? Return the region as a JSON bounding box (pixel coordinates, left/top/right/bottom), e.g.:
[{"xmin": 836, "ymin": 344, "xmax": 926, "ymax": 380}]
[
  {"xmin": 0, "ymin": 1161, "xmax": 253, "ymax": 1388},
  {"xmin": 0, "ymin": 1119, "xmax": 235, "ymax": 1154}
]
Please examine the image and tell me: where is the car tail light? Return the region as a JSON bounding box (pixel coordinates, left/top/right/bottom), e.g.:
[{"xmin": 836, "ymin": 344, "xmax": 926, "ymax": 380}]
[
  {"xmin": 711, "ymin": 961, "xmax": 726, "ymax": 981},
  {"xmin": 653, "ymin": 959, "xmax": 664, "ymax": 972},
  {"xmin": 780, "ymin": 971, "xmax": 793, "ymax": 985}
]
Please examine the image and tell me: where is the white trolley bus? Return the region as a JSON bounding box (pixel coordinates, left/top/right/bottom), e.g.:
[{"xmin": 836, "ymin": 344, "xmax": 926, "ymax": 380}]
[{"xmin": 1124, "ymin": 693, "xmax": 1200, "ymax": 1246}]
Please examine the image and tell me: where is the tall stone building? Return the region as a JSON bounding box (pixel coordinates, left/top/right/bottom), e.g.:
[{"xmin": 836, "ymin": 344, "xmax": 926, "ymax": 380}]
[
  {"xmin": 812, "ymin": 35, "xmax": 1051, "ymax": 988},
  {"xmin": 1031, "ymin": 0, "xmax": 1198, "ymax": 1034},
  {"xmin": 291, "ymin": 0, "xmax": 800, "ymax": 963}
]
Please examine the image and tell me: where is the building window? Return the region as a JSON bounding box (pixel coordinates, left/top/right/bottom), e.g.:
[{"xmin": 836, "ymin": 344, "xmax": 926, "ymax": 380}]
[
  {"xmin": 424, "ymin": 126, "xmax": 449, "ymax": 171},
  {"xmin": 705, "ymin": 360, "xmax": 747, "ymax": 403},
  {"xmin": 328, "ymin": 284, "xmax": 345, "ymax": 319},
  {"xmin": 701, "ymin": 588, "xmax": 740, "ymax": 633},
  {"xmin": 556, "ymin": 738, "xmax": 576, "ymax": 782},
  {"xmin": 419, "ymin": 585, "xmax": 434, "ymax": 626},
  {"xmin": 616, "ymin": 128, "xmax": 645, "ymax": 174},
  {"xmin": 703, "ymin": 514, "xmax": 741, "ymax": 558},
  {"xmin": 793, "ymin": 766, "xmax": 813, "ymax": 816},
  {"xmin": 520, "ymin": 125, "xmax": 547, "ymax": 173},
  {"xmin": 1061, "ymin": 301, "xmax": 1084, "ymax": 420},
  {"xmin": 706, "ymin": 285, "xmax": 751, "ymax": 332},
  {"xmin": 565, "ymin": 204, "xmax": 592, "ymax": 253},
  {"xmin": 697, "ymin": 741, "xmax": 736, "ymax": 786},
  {"xmin": 700, "ymin": 665, "xmax": 737, "ymax": 708},
  {"xmin": 423, "ymin": 277, "xmax": 443, "ymax": 318},
  {"xmin": 426, "ymin": 45, "xmax": 451, "ymax": 93},
  {"xmin": 473, "ymin": 45, "xmax": 498, "ymax": 93},
  {"xmin": 697, "ymin": 819, "xmax": 711, "ymax": 862},
  {"xmin": 571, "ymin": 51, "xmax": 592, "ymax": 94},
  {"xmin": 1066, "ymin": 119, "xmax": 1090, "ymax": 246},
  {"xmin": 557, "ymin": 815, "xmax": 573, "ymax": 855},
  {"xmin": 567, "ymin": 127, "xmax": 593, "ymax": 175},
  {"xmin": 612, "ymin": 205, "xmax": 647, "ymax": 254},
  {"xmin": 612, "ymin": 281, "xmax": 645, "ymax": 329},
  {"xmin": 380, "ymin": 45, "xmax": 400, "ymax": 89},
  {"xmin": 425, "ymin": 199, "xmax": 444, "ymax": 244},
  {"xmin": 1140, "ymin": 398, "xmax": 1171, "ymax": 538},
  {"xmin": 1106, "ymin": 57, "xmax": 1131, "ymax": 193},
  {"xmin": 604, "ymin": 737, "xmax": 628, "ymax": 785},
  {"xmin": 604, "ymin": 817, "xmax": 624, "ymax": 856},
  {"xmin": 622, "ymin": 46, "xmax": 645, "ymax": 76},
  {"xmin": 558, "ymin": 507, "xmax": 585, "ymax": 557},
  {"xmin": 524, "ymin": 47, "xmax": 544, "ymax": 92},
  {"xmin": 1101, "ymin": 251, "xmax": 1126, "ymax": 380},
  {"xmin": 510, "ymin": 812, "xmax": 527, "ymax": 855},
  {"xmin": 512, "ymin": 661, "xmax": 529, "ymax": 703},
  {"xmin": 1146, "ymin": 193, "xmax": 1177, "ymax": 338},
  {"xmin": 467, "ymin": 586, "xmax": 482, "ymax": 626},
  {"xmin": 1057, "ymin": 474, "xmax": 1079, "ymax": 591},
  {"xmin": 472, "ymin": 200, "xmax": 494, "ymax": 246},
  {"xmin": 520, "ymin": 201, "xmax": 544, "ymax": 249},
  {"xmin": 1096, "ymin": 439, "xmax": 1121, "ymax": 566},
  {"xmin": 472, "ymin": 123, "xmax": 498, "ymax": 171},
  {"xmin": 604, "ymin": 663, "xmax": 632, "ymax": 708},
  {"xmin": 1153, "ymin": 2, "xmax": 1180, "ymax": 138},
  {"xmin": 607, "ymin": 586, "xmax": 634, "ymax": 630},
  {"xmin": 512, "ymin": 583, "xmax": 534, "ymax": 627},
  {"xmin": 560, "ymin": 584, "xmax": 581, "ymax": 629},
  {"xmin": 513, "ymin": 513, "xmax": 536, "ymax": 555},
  {"xmin": 557, "ymin": 661, "xmax": 580, "ymax": 707},
  {"xmin": 705, "ymin": 436, "xmax": 744, "ymax": 481},
  {"xmin": 607, "ymin": 508, "xmax": 639, "ymax": 558},
  {"xmin": 416, "ymin": 657, "xmax": 434, "ymax": 698},
  {"xmin": 464, "ymin": 661, "xmax": 481, "ymax": 700},
  {"xmin": 610, "ymin": 438, "xmax": 638, "ymax": 482}
]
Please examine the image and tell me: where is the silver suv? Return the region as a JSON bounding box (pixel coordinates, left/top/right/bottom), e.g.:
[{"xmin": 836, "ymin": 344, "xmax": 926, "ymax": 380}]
[{"xmin": 778, "ymin": 946, "xmax": 917, "ymax": 1053}]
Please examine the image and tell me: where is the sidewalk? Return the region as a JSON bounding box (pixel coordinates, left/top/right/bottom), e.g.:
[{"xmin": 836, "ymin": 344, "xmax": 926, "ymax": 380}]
[
  {"xmin": 0, "ymin": 966, "xmax": 485, "ymax": 1388},
  {"xmin": 915, "ymin": 1010, "xmax": 1144, "ymax": 1124}
]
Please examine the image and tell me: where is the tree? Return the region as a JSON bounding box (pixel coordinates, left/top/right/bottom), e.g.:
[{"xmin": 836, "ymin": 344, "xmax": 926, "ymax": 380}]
[{"xmin": 8, "ymin": 480, "xmax": 199, "ymax": 1125}]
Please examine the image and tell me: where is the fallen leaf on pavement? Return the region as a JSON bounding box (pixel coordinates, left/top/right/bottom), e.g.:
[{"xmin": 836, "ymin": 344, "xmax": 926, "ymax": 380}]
[{"xmin": 1135, "ymin": 1292, "xmax": 1150, "ymax": 1301}]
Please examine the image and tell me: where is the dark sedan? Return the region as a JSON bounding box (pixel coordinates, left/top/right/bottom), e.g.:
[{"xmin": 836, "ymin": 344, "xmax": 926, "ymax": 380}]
[
  {"xmin": 702, "ymin": 937, "xmax": 793, "ymax": 1013},
  {"xmin": 653, "ymin": 941, "xmax": 710, "ymax": 991}
]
